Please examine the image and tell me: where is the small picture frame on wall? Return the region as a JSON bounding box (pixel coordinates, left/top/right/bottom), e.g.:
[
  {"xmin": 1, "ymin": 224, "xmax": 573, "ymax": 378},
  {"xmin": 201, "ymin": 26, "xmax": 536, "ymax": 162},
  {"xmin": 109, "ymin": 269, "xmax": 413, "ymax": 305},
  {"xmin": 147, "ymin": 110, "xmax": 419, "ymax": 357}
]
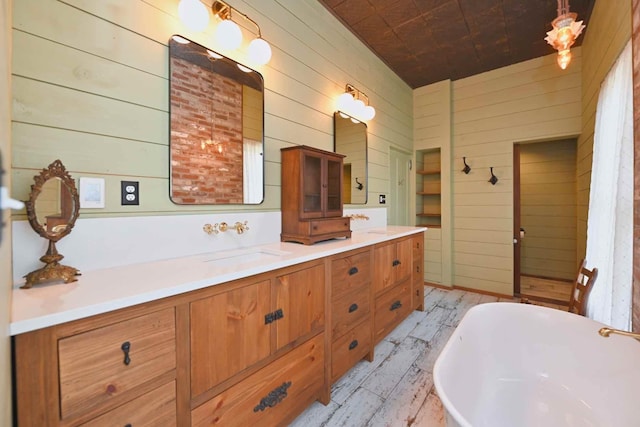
[{"xmin": 79, "ymin": 177, "xmax": 105, "ymax": 209}]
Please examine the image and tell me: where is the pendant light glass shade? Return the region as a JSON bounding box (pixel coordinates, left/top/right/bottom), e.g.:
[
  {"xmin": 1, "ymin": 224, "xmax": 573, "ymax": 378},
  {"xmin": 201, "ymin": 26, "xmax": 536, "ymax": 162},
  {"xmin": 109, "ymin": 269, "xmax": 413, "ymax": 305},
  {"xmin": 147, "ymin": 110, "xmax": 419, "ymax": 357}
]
[
  {"xmin": 216, "ymin": 19, "xmax": 242, "ymax": 50},
  {"xmin": 178, "ymin": 0, "xmax": 210, "ymax": 32}
]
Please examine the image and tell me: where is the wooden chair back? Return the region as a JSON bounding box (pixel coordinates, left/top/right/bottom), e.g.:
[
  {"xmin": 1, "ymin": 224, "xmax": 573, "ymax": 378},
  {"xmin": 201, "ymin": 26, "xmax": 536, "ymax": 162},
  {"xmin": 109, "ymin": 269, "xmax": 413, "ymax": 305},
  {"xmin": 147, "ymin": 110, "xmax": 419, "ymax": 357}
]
[{"xmin": 568, "ymin": 259, "xmax": 598, "ymax": 316}]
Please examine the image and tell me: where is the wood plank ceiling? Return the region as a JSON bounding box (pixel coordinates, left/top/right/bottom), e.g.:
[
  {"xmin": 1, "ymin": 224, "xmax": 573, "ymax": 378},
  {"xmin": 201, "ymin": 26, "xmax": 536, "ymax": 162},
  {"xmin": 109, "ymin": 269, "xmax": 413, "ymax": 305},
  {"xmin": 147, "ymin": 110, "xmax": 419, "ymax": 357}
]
[{"xmin": 318, "ymin": 0, "xmax": 596, "ymax": 89}]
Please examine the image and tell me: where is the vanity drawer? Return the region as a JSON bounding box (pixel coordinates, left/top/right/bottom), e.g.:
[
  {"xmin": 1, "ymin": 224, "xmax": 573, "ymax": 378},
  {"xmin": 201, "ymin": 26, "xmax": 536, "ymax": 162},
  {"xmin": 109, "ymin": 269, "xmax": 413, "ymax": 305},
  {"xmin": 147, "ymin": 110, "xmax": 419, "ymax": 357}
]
[
  {"xmin": 331, "ymin": 249, "xmax": 371, "ymax": 299},
  {"xmin": 58, "ymin": 308, "xmax": 176, "ymax": 419},
  {"xmin": 374, "ymin": 280, "xmax": 412, "ymax": 342},
  {"xmin": 191, "ymin": 333, "xmax": 324, "ymax": 427},
  {"xmin": 309, "ymin": 217, "xmax": 350, "ymax": 236},
  {"xmin": 332, "ymin": 286, "xmax": 370, "ymax": 339},
  {"xmin": 331, "ymin": 317, "xmax": 372, "ymax": 383},
  {"xmin": 80, "ymin": 381, "xmax": 176, "ymax": 426}
]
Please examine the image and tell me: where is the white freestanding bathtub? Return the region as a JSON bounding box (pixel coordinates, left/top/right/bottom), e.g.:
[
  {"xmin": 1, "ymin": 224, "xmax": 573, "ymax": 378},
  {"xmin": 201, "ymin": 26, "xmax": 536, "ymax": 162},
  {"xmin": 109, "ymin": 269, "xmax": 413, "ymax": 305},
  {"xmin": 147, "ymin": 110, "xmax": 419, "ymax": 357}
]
[{"xmin": 434, "ymin": 302, "xmax": 640, "ymax": 427}]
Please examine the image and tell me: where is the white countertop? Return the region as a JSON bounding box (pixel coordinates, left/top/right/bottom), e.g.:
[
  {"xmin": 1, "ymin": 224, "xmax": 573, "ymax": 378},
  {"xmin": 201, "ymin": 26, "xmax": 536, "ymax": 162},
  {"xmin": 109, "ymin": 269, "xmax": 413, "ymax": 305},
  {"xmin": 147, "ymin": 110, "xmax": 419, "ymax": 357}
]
[{"xmin": 10, "ymin": 226, "xmax": 425, "ymax": 335}]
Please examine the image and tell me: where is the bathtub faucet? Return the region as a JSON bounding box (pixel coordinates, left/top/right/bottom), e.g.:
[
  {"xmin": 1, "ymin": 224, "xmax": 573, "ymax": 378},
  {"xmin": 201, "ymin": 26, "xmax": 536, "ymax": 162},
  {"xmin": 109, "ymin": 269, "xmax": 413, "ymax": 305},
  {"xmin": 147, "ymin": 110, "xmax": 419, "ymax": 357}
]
[{"xmin": 598, "ymin": 327, "xmax": 640, "ymax": 341}]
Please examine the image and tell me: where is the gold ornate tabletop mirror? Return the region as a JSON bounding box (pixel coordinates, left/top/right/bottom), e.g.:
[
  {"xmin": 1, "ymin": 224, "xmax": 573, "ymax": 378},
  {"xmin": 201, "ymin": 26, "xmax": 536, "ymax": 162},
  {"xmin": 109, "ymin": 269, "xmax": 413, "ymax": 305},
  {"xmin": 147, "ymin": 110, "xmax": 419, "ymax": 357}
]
[{"xmin": 22, "ymin": 159, "xmax": 81, "ymax": 289}]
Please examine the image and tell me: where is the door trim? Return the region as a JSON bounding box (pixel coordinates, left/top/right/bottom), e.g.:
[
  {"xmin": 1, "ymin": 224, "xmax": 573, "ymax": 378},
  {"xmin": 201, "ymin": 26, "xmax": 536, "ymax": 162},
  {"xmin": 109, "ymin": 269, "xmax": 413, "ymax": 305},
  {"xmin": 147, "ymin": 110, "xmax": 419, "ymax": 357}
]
[{"xmin": 513, "ymin": 144, "xmax": 521, "ymax": 296}]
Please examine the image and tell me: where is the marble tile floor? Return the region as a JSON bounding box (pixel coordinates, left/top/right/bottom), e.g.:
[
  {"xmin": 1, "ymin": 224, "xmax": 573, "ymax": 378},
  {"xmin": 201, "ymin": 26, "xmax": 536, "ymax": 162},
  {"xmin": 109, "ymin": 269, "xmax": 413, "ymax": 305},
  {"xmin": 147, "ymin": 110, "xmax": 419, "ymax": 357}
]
[{"xmin": 290, "ymin": 286, "xmax": 519, "ymax": 427}]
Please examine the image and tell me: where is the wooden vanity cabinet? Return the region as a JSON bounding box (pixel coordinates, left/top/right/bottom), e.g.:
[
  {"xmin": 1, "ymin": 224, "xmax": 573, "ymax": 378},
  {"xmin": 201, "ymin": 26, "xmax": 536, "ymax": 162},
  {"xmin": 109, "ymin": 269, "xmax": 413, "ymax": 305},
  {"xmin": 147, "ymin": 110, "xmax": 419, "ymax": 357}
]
[
  {"xmin": 329, "ymin": 248, "xmax": 373, "ymax": 383},
  {"xmin": 373, "ymin": 237, "xmax": 414, "ymax": 343},
  {"xmin": 281, "ymin": 145, "xmax": 351, "ymax": 244},
  {"xmin": 14, "ymin": 305, "xmax": 178, "ymax": 426},
  {"xmin": 13, "ymin": 233, "xmax": 425, "ymax": 427},
  {"xmin": 189, "ymin": 260, "xmax": 326, "ymax": 425}
]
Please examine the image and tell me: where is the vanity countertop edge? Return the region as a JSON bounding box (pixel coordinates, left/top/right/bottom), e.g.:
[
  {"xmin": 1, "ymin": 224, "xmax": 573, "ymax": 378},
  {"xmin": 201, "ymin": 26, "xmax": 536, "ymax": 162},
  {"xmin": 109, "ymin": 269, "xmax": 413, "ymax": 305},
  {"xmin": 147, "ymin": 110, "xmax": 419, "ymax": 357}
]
[{"xmin": 10, "ymin": 226, "xmax": 426, "ymax": 336}]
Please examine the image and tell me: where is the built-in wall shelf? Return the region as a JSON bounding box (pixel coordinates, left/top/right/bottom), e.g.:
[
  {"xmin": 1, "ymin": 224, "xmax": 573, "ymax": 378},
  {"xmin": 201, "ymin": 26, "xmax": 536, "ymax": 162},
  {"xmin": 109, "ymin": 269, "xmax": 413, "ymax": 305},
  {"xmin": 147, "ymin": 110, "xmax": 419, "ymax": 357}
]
[
  {"xmin": 417, "ymin": 169, "xmax": 441, "ymax": 175},
  {"xmin": 415, "ymin": 148, "xmax": 442, "ymax": 228}
]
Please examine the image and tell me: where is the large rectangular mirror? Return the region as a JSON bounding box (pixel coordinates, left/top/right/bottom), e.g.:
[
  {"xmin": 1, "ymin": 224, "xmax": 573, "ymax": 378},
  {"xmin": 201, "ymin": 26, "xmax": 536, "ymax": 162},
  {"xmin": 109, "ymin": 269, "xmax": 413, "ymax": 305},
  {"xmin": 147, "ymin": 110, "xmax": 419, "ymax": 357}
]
[
  {"xmin": 334, "ymin": 112, "xmax": 367, "ymax": 204},
  {"xmin": 169, "ymin": 35, "xmax": 264, "ymax": 204}
]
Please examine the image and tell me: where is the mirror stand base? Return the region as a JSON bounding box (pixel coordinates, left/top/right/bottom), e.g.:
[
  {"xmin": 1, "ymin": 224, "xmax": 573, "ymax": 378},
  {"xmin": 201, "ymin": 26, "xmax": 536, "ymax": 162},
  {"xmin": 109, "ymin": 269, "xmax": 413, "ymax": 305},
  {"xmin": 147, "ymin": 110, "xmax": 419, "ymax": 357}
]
[{"xmin": 21, "ymin": 241, "xmax": 81, "ymax": 289}]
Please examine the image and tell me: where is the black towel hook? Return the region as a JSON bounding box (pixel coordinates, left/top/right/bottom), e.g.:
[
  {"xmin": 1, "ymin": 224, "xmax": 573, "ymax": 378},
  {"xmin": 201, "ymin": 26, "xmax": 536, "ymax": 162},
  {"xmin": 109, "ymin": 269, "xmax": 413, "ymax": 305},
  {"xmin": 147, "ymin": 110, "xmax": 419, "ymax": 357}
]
[
  {"xmin": 488, "ymin": 167, "xmax": 498, "ymax": 185},
  {"xmin": 462, "ymin": 157, "xmax": 471, "ymax": 174},
  {"xmin": 355, "ymin": 177, "xmax": 364, "ymax": 190}
]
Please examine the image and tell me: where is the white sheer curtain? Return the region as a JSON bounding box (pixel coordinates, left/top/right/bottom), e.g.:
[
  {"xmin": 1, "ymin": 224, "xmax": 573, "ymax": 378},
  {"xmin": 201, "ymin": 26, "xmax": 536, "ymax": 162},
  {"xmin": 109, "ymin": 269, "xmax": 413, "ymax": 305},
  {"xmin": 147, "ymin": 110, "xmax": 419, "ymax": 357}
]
[
  {"xmin": 243, "ymin": 138, "xmax": 263, "ymax": 204},
  {"xmin": 585, "ymin": 40, "xmax": 633, "ymax": 330}
]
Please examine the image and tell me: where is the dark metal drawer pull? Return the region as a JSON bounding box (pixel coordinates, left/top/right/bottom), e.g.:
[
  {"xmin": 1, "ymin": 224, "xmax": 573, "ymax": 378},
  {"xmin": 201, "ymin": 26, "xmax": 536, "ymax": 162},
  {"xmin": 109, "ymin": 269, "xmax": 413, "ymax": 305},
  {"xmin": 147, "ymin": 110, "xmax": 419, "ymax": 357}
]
[
  {"xmin": 265, "ymin": 309, "xmax": 284, "ymax": 325},
  {"xmin": 392, "ymin": 259, "xmax": 401, "ymax": 267},
  {"xmin": 125, "ymin": 424, "xmax": 132, "ymax": 427},
  {"xmin": 348, "ymin": 266, "xmax": 359, "ymax": 275},
  {"xmin": 121, "ymin": 341, "xmax": 131, "ymax": 366},
  {"xmin": 253, "ymin": 381, "xmax": 292, "ymax": 412},
  {"xmin": 349, "ymin": 340, "xmax": 359, "ymax": 350},
  {"xmin": 348, "ymin": 303, "xmax": 358, "ymax": 313},
  {"xmin": 390, "ymin": 300, "xmax": 402, "ymax": 311}
]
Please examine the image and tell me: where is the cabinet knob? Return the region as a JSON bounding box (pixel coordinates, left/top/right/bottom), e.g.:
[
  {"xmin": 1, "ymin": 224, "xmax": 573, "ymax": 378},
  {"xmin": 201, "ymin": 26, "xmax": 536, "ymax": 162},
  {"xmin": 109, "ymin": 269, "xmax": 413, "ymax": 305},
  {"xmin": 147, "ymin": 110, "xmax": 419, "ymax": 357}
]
[
  {"xmin": 121, "ymin": 341, "xmax": 131, "ymax": 366},
  {"xmin": 348, "ymin": 340, "xmax": 359, "ymax": 350},
  {"xmin": 392, "ymin": 259, "xmax": 401, "ymax": 267},
  {"xmin": 348, "ymin": 266, "xmax": 359, "ymax": 276},
  {"xmin": 348, "ymin": 303, "xmax": 358, "ymax": 313}
]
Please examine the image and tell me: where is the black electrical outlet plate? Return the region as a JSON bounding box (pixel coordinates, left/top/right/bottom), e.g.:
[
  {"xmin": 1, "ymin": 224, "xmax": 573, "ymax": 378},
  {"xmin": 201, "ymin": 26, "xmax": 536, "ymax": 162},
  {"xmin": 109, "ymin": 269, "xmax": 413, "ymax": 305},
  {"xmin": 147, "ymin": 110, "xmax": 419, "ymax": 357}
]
[
  {"xmin": 379, "ymin": 194, "xmax": 386, "ymax": 204},
  {"xmin": 121, "ymin": 181, "xmax": 139, "ymax": 205}
]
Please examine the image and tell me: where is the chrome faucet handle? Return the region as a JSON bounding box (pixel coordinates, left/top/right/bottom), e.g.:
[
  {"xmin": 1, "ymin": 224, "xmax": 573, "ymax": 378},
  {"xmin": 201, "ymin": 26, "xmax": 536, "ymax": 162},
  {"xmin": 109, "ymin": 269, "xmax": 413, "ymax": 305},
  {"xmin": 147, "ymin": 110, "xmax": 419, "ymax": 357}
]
[{"xmin": 234, "ymin": 221, "xmax": 249, "ymax": 234}]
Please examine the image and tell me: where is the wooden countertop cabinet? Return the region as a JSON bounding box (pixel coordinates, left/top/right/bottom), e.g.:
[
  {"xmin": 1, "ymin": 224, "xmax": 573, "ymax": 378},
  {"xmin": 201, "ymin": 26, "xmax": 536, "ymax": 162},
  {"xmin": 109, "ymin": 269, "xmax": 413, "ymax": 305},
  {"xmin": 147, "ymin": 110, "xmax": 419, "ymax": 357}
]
[{"xmin": 281, "ymin": 145, "xmax": 351, "ymax": 244}]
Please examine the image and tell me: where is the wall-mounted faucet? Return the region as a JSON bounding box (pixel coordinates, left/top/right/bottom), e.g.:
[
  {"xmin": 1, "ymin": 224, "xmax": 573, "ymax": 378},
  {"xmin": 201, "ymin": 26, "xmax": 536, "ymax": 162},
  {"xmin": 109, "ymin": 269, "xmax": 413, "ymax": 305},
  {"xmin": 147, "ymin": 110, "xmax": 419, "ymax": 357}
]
[
  {"xmin": 203, "ymin": 221, "xmax": 249, "ymax": 235},
  {"xmin": 598, "ymin": 327, "xmax": 640, "ymax": 340},
  {"xmin": 234, "ymin": 221, "xmax": 249, "ymax": 234}
]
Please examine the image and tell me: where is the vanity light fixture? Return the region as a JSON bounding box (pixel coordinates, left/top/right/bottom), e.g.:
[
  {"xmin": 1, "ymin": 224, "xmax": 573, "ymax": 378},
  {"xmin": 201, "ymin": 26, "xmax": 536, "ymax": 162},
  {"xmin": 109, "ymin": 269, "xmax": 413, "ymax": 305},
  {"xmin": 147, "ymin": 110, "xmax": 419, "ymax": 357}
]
[
  {"xmin": 211, "ymin": 0, "xmax": 272, "ymax": 65},
  {"xmin": 336, "ymin": 84, "xmax": 376, "ymax": 122},
  {"xmin": 544, "ymin": 0, "xmax": 585, "ymax": 70},
  {"xmin": 176, "ymin": 0, "xmax": 272, "ymax": 66}
]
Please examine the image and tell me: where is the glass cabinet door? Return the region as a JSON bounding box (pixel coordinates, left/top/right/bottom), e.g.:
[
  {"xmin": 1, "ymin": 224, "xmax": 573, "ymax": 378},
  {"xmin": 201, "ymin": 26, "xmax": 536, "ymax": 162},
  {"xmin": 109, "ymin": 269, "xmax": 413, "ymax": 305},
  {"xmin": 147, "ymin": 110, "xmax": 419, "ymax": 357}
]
[
  {"xmin": 325, "ymin": 157, "xmax": 343, "ymax": 217},
  {"xmin": 301, "ymin": 152, "xmax": 323, "ymax": 218}
]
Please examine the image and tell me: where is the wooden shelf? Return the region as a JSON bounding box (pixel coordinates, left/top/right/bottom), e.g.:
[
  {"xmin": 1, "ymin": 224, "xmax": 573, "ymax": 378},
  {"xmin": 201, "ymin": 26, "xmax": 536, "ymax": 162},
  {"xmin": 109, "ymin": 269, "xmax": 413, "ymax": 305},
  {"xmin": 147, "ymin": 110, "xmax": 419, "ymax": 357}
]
[
  {"xmin": 417, "ymin": 169, "xmax": 441, "ymax": 175},
  {"xmin": 416, "ymin": 213, "xmax": 441, "ymax": 217},
  {"xmin": 416, "ymin": 192, "xmax": 440, "ymax": 195}
]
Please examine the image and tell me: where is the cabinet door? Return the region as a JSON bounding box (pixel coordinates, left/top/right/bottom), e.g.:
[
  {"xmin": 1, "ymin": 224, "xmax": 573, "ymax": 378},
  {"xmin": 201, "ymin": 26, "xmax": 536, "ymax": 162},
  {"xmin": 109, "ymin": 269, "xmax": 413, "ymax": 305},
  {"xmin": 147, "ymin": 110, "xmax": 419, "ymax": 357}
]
[
  {"xmin": 325, "ymin": 156, "xmax": 343, "ymax": 217},
  {"xmin": 190, "ymin": 280, "xmax": 271, "ymax": 397},
  {"xmin": 274, "ymin": 264, "xmax": 325, "ymax": 350},
  {"xmin": 373, "ymin": 242, "xmax": 395, "ymax": 294},
  {"xmin": 300, "ymin": 151, "xmax": 323, "ymax": 219},
  {"xmin": 395, "ymin": 237, "xmax": 413, "ymax": 284}
]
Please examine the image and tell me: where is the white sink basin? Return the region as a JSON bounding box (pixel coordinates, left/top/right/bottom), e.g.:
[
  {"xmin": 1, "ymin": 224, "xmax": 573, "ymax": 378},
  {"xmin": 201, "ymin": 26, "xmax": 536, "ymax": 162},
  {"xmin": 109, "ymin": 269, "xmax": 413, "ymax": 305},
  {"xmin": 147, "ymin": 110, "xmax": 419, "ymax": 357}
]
[
  {"xmin": 203, "ymin": 248, "xmax": 291, "ymax": 268},
  {"xmin": 434, "ymin": 303, "xmax": 640, "ymax": 427}
]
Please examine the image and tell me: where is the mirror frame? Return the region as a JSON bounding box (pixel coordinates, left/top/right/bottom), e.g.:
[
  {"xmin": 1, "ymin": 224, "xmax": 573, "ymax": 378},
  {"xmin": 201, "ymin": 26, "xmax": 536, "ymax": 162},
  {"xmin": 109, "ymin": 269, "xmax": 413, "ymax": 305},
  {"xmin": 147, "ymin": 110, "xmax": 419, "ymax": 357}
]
[
  {"xmin": 333, "ymin": 111, "xmax": 368, "ymax": 204},
  {"xmin": 168, "ymin": 35, "xmax": 265, "ymax": 205},
  {"xmin": 25, "ymin": 159, "xmax": 79, "ymax": 243}
]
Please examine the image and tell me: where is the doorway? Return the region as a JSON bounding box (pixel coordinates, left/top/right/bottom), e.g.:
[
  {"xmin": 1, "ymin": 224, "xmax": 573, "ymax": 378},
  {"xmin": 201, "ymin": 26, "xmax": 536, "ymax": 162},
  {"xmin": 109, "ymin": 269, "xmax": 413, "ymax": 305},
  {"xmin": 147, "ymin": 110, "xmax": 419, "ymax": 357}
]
[
  {"xmin": 514, "ymin": 139, "xmax": 578, "ymax": 304},
  {"xmin": 389, "ymin": 147, "xmax": 412, "ymax": 226}
]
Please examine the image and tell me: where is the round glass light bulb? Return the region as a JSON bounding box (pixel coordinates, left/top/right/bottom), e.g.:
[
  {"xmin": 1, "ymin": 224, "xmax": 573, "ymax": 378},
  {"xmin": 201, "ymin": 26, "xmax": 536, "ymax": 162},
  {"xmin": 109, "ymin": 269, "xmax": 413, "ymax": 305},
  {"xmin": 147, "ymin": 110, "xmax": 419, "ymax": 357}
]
[
  {"xmin": 337, "ymin": 92, "xmax": 354, "ymax": 112},
  {"xmin": 362, "ymin": 105, "xmax": 376, "ymax": 121},
  {"xmin": 216, "ymin": 19, "xmax": 242, "ymax": 50},
  {"xmin": 352, "ymin": 99, "xmax": 365, "ymax": 119},
  {"xmin": 248, "ymin": 38, "xmax": 272, "ymax": 65},
  {"xmin": 178, "ymin": 0, "xmax": 210, "ymax": 32}
]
